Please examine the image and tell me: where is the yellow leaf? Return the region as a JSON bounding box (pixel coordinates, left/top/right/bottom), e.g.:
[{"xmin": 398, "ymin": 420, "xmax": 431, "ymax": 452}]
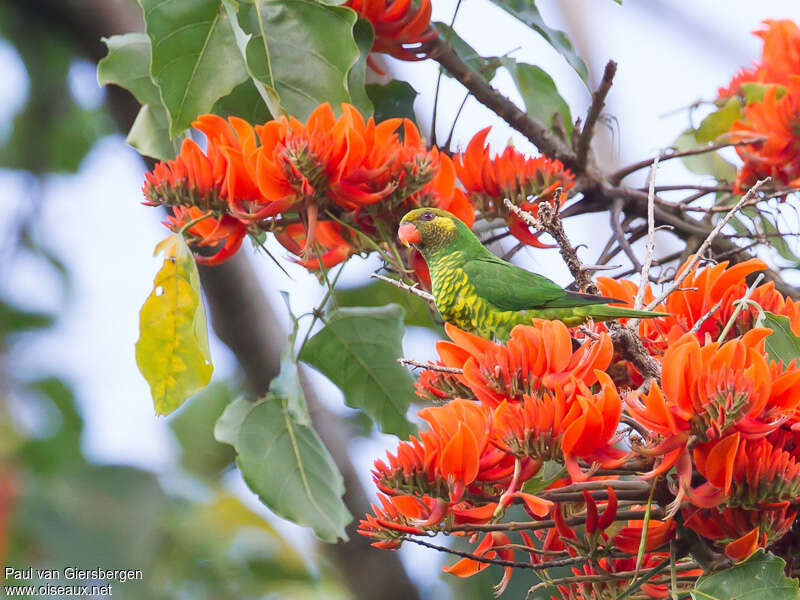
[{"xmin": 136, "ymin": 234, "xmax": 213, "ymax": 415}]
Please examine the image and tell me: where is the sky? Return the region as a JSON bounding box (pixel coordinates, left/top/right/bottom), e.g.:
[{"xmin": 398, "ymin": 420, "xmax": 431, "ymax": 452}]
[{"xmin": 2, "ymin": 0, "xmax": 800, "ymax": 594}]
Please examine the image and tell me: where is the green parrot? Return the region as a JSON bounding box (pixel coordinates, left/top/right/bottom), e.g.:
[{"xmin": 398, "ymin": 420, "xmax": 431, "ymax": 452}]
[{"xmin": 397, "ymin": 208, "xmax": 668, "ymax": 340}]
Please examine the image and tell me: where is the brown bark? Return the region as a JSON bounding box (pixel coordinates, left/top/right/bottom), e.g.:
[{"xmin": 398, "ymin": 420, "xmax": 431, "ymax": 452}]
[{"xmin": 11, "ymin": 1, "xmax": 420, "ymax": 598}]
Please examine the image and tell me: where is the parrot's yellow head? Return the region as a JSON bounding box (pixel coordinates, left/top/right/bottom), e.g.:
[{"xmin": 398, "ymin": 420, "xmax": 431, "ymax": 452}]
[{"xmin": 398, "ymin": 208, "xmax": 467, "ymax": 255}]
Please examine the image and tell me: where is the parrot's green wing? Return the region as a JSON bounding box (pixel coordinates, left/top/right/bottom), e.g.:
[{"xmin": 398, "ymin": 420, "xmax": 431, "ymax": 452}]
[{"xmin": 463, "ymin": 255, "xmax": 620, "ymax": 311}]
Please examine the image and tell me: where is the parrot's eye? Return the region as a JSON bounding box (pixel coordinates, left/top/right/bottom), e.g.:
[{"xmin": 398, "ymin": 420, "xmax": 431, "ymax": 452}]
[{"xmin": 420, "ymin": 211, "xmax": 435, "ymax": 221}]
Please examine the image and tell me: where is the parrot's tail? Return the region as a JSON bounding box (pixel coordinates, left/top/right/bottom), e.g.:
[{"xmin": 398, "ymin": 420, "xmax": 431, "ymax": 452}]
[{"xmin": 581, "ymin": 304, "xmax": 670, "ymax": 322}]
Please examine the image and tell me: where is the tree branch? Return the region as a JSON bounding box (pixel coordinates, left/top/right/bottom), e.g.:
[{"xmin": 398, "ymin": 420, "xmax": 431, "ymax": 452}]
[
  {"xmin": 422, "ymin": 35, "xmax": 575, "ymax": 166},
  {"xmin": 576, "ymin": 60, "xmax": 617, "ymax": 170}
]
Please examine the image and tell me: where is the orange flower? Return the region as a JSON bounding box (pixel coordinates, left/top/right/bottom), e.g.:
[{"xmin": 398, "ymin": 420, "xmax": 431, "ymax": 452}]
[
  {"xmin": 346, "ymin": 0, "xmax": 436, "ymax": 68},
  {"xmin": 719, "ymin": 20, "xmax": 800, "ymax": 99},
  {"xmin": 597, "ymin": 257, "xmax": 768, "ymax": 358},
  {"xmin": 731, "ymin": 77, "xmax": 800, "ymax": 188},
  {"xmin": 442, "ymin": 532, "xmax": 514, "ymax": 595},
  {"xmin": 372, "ymin": 399, "xmax": 527, "ymax": 504},
  {"xmin": 694, "ymin": 437, "xmax": 800, "ymax": 508},
  {"xmin": 274, "ymin": 221, "xmax": 354, "ymax": 270},
  {"xmin": 422, "ymin": 321, "xmax": 612, "ymax": 408},
  {"xmin": 749, "ymin": 281, "xmax": 800, "ymax": 336},
  {"xmin": 163, "ymin": 206, "xmax": 247, "ymax": 265},
  {"xmin": 357, "ymin": 493, "xmax": 430, "ymax": 548},
  {"xmin": 614, "ymin": 518, "xmax": 676, "ymax": 554},
  {"xmin": 454, "ymin": 127, "xmax": 575, "ymax": 247},
  {"xmin": 630, "ymin": 330, "xmax": 800, "ymax": 508},
  {"xmin": 492, "ymin": 371, "xmax": 625, "ymax": 481},
  {"xmin": 684, "ymin": 504, "xmax": 796, "ymax": 559},
  {"xmin": 558, "ymin": 554, "xmax": 696, "ymax": 600}
]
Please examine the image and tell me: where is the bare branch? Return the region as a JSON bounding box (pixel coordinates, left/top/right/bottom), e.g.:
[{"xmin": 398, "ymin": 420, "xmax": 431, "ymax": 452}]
[
  {"xmin": 688, "ymin": 300, "xmax": 723, "ymax": 334},
  {"xmin": 633, "ymin": 153, "xmax": 660, "ymax": 311},
  {"xmin": 422, "ymin": 35, "xmax": 575, "ymax": 167},
  {"xmin": 401, "ymin": 537, "xmax": 589, "ymax": 571},
  {"xmin": 610, "ymin": 137, "xmax": 767, "ymax": 184},
  {"xmin": 576, "ymin": 60, "xmax": 617, "ymax": 170},
  {"xmin": 370, "ymin": 273, "xmax": 434, "ymax": 303},
  {"xmin": 398, "ymin": 358, "xmax": 462, "ymax": 374}
]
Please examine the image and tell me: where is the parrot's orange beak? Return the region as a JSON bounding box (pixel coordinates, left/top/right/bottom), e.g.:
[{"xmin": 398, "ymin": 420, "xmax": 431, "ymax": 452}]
[{"xmin": 398, "ymin": 222, "xmax": 422, "ymax": 247}]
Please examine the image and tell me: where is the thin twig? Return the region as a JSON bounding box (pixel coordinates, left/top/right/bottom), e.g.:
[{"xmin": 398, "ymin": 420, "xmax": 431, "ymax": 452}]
[
  {"xmin": 610, "ymin": 137, "xmax": 766, "ymax": 183},
  {"xmin": 611, "ymin": 197, "xmax": 643, "ymax": 273},
  {"xmin": 370, "ymin": 273, "xmax": 434, "ymax": 303},
  {"xmin": 688, "ymin": 300, "xmax": 723, "ymax": 334},
  {"xmin": 577, "ymin": 60, "xmax": 617, "ymax": 170},
  {"xmin": 400, "ymin": 536, "xmax": 588, "ymax": 571},
  {"xmin": 634, "ymin": 153, "xmax": 660, "ymax": 311},
  {"xmin": 398, "ymin": 358, "xmax": 463, "ymax": 374},
  {"xmin": 448, "ymin": 508, "xmax": 664, "ymax": 533},
  {"xmin": 422, "ymin": 35, "xmax": 575, "ymax": 167},
  {"xmin": 644, "ymin": 178, "xmax": 770, "ymax": 311},
  {"xmin": 525, "ymin": 560, "xmax": 694, "ymax": 598},
  {"xmin": 716, "ymin": 273, "xmax": 764, "ymax": 342}
]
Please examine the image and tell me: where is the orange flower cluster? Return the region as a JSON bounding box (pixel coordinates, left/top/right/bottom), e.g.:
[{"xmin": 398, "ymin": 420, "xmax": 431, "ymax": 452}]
[
  {"xmin": 718, "ymin": 20, "xmax": 800, "ymax": 100},
  {"xmin": 362, "ymin": 255, "xmax": 800, "ymax": 592},
  {"xmin": 455, "ymin": 127, "xmax": 575, "ymax": 248},
  {"xmin": 346, "ymin": 0, "xmax": 436, "ymax": 70},
  {"xmin": 144, "ymin": 103, "xmax": 472, "ymax": 268},
  {"xmin": 713, "ymin": 20, "xmax": 800, "ymax": 188}
]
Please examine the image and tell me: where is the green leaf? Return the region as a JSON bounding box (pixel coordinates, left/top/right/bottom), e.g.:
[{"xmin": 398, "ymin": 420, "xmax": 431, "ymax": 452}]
[
  {"xmin": 140, "ymin": 0, "xmax": 249, "ymax": 135},
  {"xmin": 1, "ymin": 19, "xmax": 112, "ymax": 173},
  {"xmin": 756, "ymin": 311, "xmax": 800, "ymax": 366},
  {"xmin": 366, "ymin": 81, "xmax": 418, "ymax": 123},
  {"xmin": 136, "ymin": 234, "xmax": 214, "ymax": 415},
  {"xmin": 169, "ymin": 382, "xmax": 237, "ymax": 478},
  {"xmin": 20, "ymin": 378, "xmax": 85, "ymax": 474},
  {"xmin": 433, "ymin": 22, "xmax": 500, "ymax": 82},
  {"xmin": 502, "ymin": 58, "xmax": 573, "ymax": 137},
  {"xmin": 0, "ymin": 300, "xmax": 53, "ymax": 336},
  {"xmin": 237, "ymin": 0, "xmax": 361, "ymax": 120},
  {"xmin": 128, "ymin": 104, "xmax": 186, "ymax": 161},
  {"xmin": 212, "ymin": 79, "xmax": 272, "ymax": 123},
  {"xmin": 97, "ymin": 33, "xmax": 184, "ymax": 160},
  {"xmin": 97, "ymin": 33, "xmax": 161, "ymax": 106},
  {"xmin": 215, "ymin": 396, "xmax": 351, "ymax": 542},
  {"xmin": 486, "ymin": 0, "xmax": 588, "ymax": 84},
  {"xmin": 335, "ymin": 280, "xmax": 438, "ymax": 331},
  {"xmin": 739, "ymin": 207, "xmax": 800, "ymax": 265},
  {"xmin": 696, "ymin": 97, "xmax": 744, "ymax": 143},
  {"xmin": 691, "ymin": 550, "xmax": 799, "ymax": 600},
  {"xmin": 521, "ymin": 461, "xmax": 566, "ymax": 495},
  {"xmin": 674, "ymin": 129, "xmax": 737, "ymax": 183},
  {"xmin": 300, "ymin": 305, "xmax": 416, "ymax": 437},
  {"xmin": 347, "ymin": 19, "xmax": 374, "ymax": 116}
]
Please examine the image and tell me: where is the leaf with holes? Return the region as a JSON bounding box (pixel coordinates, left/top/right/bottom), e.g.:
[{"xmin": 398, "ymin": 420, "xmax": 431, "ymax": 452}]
[
  {"xmin": 502, "ymin": 58, "xmax": 572, "ymax": 137},
  {"xmin": 691, "ymin": 550, "xmax": 799, "ymax": 600},
  {"xmin": 214, "ymin": 396, "xmax": 351, "ymax": 542},
  {"xmin": 300, "ymin": 305, "xmax": 416, "ymax": 437},
  {"xmin": 236, "ymin": 0, "xmax": 360, "ymax": 120},
  {"xmin": 136, "ymin": 234, "xmax": 213, "ymax": 415},
  {"xmin": 485, "ymin": 0, "xmax": 588, "ymax": 84},
  {"xmin": 140, "ymin": 0, "xmax": 249, "ymax": 135}
]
